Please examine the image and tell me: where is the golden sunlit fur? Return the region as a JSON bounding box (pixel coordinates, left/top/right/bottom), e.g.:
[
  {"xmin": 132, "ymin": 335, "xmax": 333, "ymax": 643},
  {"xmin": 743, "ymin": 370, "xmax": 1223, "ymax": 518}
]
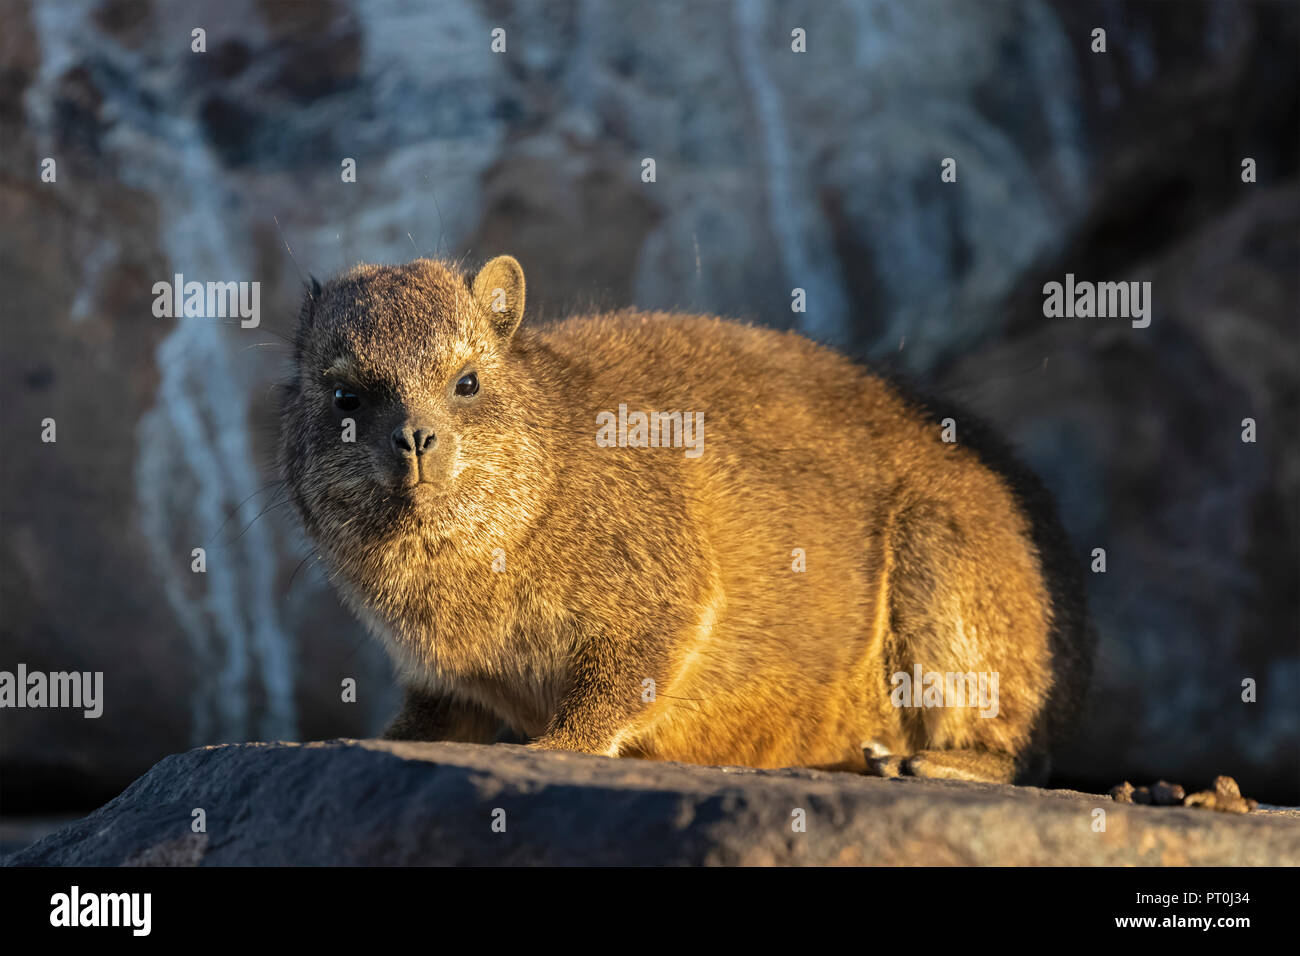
[{"xmin": 280, "ymin": 256, "xmax": 1093, "ymax": 784}]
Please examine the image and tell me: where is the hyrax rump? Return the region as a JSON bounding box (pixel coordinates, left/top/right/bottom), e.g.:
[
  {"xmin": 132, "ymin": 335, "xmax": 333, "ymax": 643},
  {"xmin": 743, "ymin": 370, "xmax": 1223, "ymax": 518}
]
[{"xmin": 280, "ymin": 255, "xmax": 1093, "ymax": 784}]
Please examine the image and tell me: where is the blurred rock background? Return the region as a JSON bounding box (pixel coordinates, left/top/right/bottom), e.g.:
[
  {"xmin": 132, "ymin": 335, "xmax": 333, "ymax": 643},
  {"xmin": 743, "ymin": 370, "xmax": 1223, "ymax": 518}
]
[{"xmin": 1, "ymin": 0, "xmax": 1295, "ymax": 810}]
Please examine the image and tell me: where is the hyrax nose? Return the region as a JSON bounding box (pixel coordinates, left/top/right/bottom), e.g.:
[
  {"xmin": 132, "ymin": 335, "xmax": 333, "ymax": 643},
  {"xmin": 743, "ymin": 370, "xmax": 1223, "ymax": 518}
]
[{"xmin": 390, "ymin": 422, "xmax": 437, "ymax": 458}]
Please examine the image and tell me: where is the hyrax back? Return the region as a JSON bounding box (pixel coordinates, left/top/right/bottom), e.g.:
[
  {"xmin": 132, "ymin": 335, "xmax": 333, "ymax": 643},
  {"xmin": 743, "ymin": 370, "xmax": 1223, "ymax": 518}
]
[{"xmin": 280, "ymin": 256, "xmax": 1093, "ymax": 783}]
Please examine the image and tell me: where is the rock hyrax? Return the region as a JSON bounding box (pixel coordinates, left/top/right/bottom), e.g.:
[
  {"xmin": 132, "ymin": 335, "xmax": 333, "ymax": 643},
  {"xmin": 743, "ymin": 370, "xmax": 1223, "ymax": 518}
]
[{"xmin": 279, "ymin": 255, "xmax": 1093, "ymax": 783}]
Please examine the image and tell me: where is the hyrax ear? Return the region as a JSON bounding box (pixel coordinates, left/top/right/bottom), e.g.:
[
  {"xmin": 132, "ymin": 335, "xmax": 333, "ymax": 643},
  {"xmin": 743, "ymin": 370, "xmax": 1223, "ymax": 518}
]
[{"xmin": 471, "ymin": 255, "xmax": 525, "ymax": 340}]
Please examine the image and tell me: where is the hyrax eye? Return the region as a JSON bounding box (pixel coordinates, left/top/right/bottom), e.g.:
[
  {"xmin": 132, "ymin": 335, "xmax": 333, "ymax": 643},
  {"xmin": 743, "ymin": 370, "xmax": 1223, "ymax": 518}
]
[
  {"xmin": 333, "ymin": 388, "xmax": 361, "ymax": 412},
  {"xmin": 455, "ymin": 372, "xmax": 479, "ymax": 397}
]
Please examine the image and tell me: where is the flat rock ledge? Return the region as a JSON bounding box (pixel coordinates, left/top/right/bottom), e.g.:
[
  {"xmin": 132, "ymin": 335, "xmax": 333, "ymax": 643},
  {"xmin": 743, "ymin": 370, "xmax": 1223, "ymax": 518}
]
[{"xmin": 8, "ymin": 740, "xmax": 1298, "ymax": 866}]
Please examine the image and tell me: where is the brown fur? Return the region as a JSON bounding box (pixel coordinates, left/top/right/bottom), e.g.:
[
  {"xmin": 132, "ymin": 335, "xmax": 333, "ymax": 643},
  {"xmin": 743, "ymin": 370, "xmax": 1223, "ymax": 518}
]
[{"xmin": 279, "ymin": 256, "xmax": 1093, "ymax": 784}]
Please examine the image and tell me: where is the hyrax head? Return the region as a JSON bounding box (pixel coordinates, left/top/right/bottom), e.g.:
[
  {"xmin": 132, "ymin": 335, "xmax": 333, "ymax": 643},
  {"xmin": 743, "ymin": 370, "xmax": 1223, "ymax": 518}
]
[{"xmin": 280, "ymin": 256, "xmax": 547, "ymax": 556}]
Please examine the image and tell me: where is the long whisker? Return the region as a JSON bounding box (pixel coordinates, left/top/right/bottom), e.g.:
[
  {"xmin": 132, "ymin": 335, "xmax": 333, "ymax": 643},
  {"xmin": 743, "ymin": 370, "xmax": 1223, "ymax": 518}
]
[
  {"xmin": 207, "ymin": 480, "xmax": 287, "ymax": 544},
  {"xmin": 273, "ymin": 215, "xmax": 307, "ymax": 287},
  {"xmin": 214, "ymin": 494, "xmax": 295, "ymax": 548}
]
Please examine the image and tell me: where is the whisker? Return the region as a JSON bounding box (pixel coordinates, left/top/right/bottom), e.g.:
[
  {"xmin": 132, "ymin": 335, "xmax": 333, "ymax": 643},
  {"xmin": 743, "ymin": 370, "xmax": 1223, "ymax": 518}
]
[
  {"xmin": 273, "ymin": 215, "xmax": 307, "ymax": 287},
  {"xmin": 340, "ymin": 633, "xmax": 371, "ymax": 665},
  {"xmin": 207, "ymin": 480, "xmax": 287, "ymax": 544},
  {"xmin": 431, "ymin": 188, "xmax": 447, "ymax": 257},
  {"xmin": 214, "ymin": 494, "xmax": 294, "ymax": 548},
  {"xmin": 286, "ymin": 551, "xmax": 323, "ymax": 593}
]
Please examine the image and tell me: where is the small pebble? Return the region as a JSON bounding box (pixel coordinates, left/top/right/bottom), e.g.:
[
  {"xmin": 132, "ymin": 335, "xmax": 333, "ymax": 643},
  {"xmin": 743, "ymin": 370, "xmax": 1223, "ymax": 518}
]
[
  {"xmin": 1150, "ymin": 780, "xmax": 1185, "ymax": 806},
  {"xmin": 1185, "ymin": 775, "xmax": 1257, "ymax": 814}
]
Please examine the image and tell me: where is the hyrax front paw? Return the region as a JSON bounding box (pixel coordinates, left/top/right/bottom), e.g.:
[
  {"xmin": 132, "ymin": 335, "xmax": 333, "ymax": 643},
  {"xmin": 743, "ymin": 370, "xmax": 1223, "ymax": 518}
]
[
  {"xmin": 861, "ymin": 740, "xmax": 906, "ymax": 778},
  {"xmin": 860, "ymin": 742, "xmax": 1019, "ymax": 784}
]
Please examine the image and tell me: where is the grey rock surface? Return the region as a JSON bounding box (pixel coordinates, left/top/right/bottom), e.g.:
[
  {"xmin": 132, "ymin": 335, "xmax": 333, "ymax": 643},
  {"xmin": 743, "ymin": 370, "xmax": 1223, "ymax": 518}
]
[{"xmin": 9, "ymin": 740, "xmax": 1298, "ymax": 866}]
